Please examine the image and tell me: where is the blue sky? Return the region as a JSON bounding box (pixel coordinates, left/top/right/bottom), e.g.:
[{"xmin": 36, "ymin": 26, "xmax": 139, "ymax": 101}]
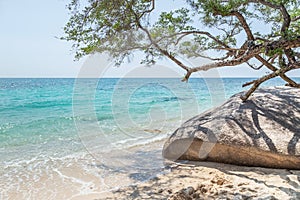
[
  {"xmin": 0, "ymin": 0, "xmax": 299, "ymax": 78},
  {"xmin": 0, "ymin": 0, "xmax": 82, "ymax": 77}
]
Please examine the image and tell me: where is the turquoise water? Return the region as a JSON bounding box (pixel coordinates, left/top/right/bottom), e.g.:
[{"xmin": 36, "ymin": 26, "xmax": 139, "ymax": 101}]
[{"xmin": 0, "ymin": 77, "xmax": 297, "ymax": 198}]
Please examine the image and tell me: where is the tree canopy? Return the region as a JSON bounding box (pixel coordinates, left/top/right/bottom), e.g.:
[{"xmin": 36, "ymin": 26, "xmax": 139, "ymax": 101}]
[{"xmin": 62, "ymin": 0, "xmax": 300, "ymax": 100}]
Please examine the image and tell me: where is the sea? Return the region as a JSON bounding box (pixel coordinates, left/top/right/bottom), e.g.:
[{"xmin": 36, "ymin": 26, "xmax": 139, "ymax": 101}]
[{"xmin": 0, "ymin": 77, "xmax": 297, "ymax": 199}]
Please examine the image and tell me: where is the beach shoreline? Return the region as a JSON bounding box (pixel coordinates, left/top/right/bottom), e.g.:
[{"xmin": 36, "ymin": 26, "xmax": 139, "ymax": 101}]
[
  {"xmin": 2, "ymin": 79, "xmax": 300, "ymax": 199},
  {"xmin": 99, "ymin": 161, "xmax": 300, "ymax": 200}
]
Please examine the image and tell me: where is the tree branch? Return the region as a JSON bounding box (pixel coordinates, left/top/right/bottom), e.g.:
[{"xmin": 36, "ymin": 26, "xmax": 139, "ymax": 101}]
[
  {"xmin": 229, "ymin": 11, "xmax": 254, "ymax": 40},
  {"xmin": 185, "ymin": 37, "xmax": 300, "ymax": 81},
  {"xmin": 138, "ymin": 0, "xmax": 155, "ymax": 20},
  {"xmin": 292, "ymin": 16, "xmax": 300, "ymax": 22},
  {"xmin": 191, "ymin": 53, "xmax": 231, "ymax": 61},
  {"xmin": 255, "ymin": 55, "xmax": 298, "ymax": 86},
  {"xmin": 191, "ymin": 45, "xmax": 262, "ymax": 72},
  {"xmin": 246, "ymin": 60, "xmax": 264, "ymax": 70},
  {"xmin": 132, "ymin": 10, "xmax": 191, "ymax": 72},
  {"xmin": 173, "ymin": 31, "xmax": 231, "ymax": 49},
  {"xmin": 241, "ymin": 62, "xmax": 300, "ymax": 101},
  {"xmin": 248, "ymin": 0, "xmax": 291, "ymax": 36}
]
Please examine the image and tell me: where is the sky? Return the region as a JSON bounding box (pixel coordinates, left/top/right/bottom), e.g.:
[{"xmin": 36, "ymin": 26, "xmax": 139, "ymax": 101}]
[
  {"xmin": 0, "ymin": 0, "xmax": 82, "ymax": 77},
  {"xmin": 0, "ymin": 0, "xmax": 299, "ymax": 78}
]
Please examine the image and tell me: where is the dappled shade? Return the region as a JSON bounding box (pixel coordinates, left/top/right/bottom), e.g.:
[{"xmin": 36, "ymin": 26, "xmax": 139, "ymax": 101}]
[{"xmin": 163, "ymin": 87, "xmax": 300, "ymax": 169}]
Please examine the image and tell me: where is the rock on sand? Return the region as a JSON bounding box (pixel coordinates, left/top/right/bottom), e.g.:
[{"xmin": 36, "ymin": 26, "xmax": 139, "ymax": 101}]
[{"xmin": 163, "ymin": 87, "xmax": 300, "ymax": 169}]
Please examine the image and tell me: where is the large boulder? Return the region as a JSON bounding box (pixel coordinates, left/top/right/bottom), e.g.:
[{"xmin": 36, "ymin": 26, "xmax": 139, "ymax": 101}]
[{"xmin": 163, "ymin": 87, "xmax": 300, "ymax": 169}]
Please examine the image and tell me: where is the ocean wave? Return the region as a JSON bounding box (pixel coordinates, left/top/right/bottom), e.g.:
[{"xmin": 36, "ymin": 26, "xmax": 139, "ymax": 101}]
[
  {"xmin": 111, "ymin": 132, "xmax": 170, "ymax": 150},
  {"xmin": 0, "ymin": 123, "xmax": 14, "ymax": 132},
  {"xmin": 129, "ymin": 96, "xmax": 187, "ymax": 105}
]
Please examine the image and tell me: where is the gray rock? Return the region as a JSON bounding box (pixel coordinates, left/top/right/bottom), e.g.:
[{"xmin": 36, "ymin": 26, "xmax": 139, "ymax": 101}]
[{"xmin": 163, "ymin": 87, "xmax": 300, "ymax": 169}]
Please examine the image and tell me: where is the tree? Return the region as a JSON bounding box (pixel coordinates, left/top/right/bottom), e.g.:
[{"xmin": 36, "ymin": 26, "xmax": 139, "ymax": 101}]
[{"xmin": 62, "ymin": 0, "xmax": 300, "ymax": 101}]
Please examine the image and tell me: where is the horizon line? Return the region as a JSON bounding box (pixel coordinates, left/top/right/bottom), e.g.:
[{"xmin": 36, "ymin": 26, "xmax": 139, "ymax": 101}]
[{"xmin": 1, "ymin": 76, "xmax": 300, "ymax": 79}]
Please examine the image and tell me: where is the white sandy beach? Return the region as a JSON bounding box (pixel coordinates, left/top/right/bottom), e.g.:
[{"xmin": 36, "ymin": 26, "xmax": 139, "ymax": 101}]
[{"xmin": 100, "ymin": 161, "xmax": 300, "ymax": 200}]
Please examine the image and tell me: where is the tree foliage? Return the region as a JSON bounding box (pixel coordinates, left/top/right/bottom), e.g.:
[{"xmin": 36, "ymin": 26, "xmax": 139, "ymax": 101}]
[{"xmin": 62, "ymin": 0, "xmax": 300, "ymax": 100}]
